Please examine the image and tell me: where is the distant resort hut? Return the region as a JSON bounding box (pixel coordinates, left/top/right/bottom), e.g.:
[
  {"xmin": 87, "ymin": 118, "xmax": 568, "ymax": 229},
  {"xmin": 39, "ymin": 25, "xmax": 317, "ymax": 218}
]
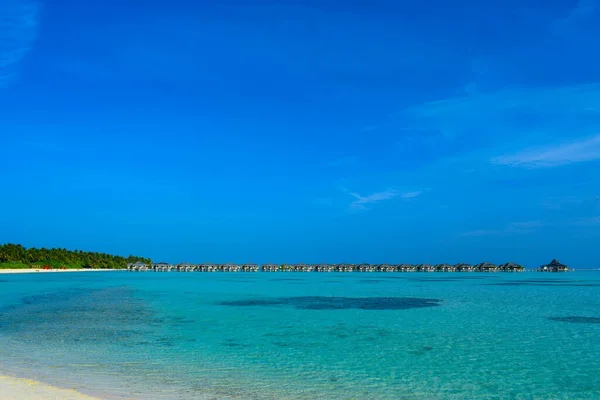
[
  {"xmin": 292, "ymin": 264, "xmax": 314, "ymax": 272},
  {"xmin": 399, "ymin": 264, "xmax": 416, "ymax": 272},
  {"xmin": 538, "ymin": 259, "xmax": 570, "ymax": 272},
  {"xmin": 152, "ymin": 262, "xmax": 172, "ymax": 271},
  {"xmin": 261, "ymin": 263, "xmax": 280, "ymax": 272},
  {"xmin": 435, "ymin": 263, "xmax": 454, "ymax": 272},
  {"xmin": 474, "ymin": 262, "xmax": 498, "ymax": 272},
  {"xmin": 241, "ymin": 264, "xmax": 259, "ymax": 272},
  {"xmin": 499, "ymin": 262, "xmax": 524, "ymax": 272},
  {"xmin": 376, "ymin": 264, "xmax": 395, "ymax": 272},
  {"xmin": 334, "ymin": 263, "xmax": 354, "ymax": 272},
  {"xmin": 220, "ymin": 263, "xmax": 241, "ymax": 272},
  {"xmin": 356, "ymin": 263, "xmax": 373, "ymax": 272},
  {"xmin": 417, "ymin": 264, "xmax": 434, "ymax": 272},
  {"xmin": 454, "ymin": 263, "xmax": 473, "ymax": 272},
  {"xmin": 177, "ymin": 262, "xmax": 196, "ymax": 272},
  {"xmin": 127, "ymin": 261, "xmax": 148, "ymax": 271},
  {"xmin": 315, "ymin": 264, "xmax": 335, "ymax": 272}
]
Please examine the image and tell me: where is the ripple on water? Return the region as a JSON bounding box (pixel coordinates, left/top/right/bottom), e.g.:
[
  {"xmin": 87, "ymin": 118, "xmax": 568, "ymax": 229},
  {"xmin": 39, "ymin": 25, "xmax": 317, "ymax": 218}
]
[
  {"xmin": 548, "ymin": 316, "xmax": 600, "ymax": 324},
  {"xmin": 217, "ymin": 296, "xmax": 442, "ymax": 310},
  {"xmin": 270, "ymin": 278, "xmax": 305, "ymax": 281}
]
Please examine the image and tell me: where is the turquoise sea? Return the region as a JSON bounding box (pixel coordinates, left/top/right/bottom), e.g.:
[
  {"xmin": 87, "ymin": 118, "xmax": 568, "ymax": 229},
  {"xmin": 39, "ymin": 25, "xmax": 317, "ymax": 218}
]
[{"xmin": 1, "ymin": 271, "xmax": 599, "ymax": 399}]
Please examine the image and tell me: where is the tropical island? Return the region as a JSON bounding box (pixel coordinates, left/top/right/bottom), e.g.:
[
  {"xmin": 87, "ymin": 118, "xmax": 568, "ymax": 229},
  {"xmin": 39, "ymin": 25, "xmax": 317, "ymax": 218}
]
[
  {"xmin": 0, "ymin": 243, "xmax": 151, "ymax": 270},
  {"xmin": 1, "ymin": 243, "xmax": 572, "ymax": 272}
]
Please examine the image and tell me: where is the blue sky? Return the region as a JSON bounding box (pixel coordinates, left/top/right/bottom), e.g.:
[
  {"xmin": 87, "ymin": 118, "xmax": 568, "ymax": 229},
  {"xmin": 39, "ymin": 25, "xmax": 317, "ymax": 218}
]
[{"xmin": 1, "ymin": 0, "xmax": 599, "ymax": 268}]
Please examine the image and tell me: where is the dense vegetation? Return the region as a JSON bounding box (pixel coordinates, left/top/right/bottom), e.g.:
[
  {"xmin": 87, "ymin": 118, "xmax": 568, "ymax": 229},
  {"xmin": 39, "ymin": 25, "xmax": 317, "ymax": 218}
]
[{"xmin": 0, "ymin": 243, "xmax": 151, "ymax": 269}]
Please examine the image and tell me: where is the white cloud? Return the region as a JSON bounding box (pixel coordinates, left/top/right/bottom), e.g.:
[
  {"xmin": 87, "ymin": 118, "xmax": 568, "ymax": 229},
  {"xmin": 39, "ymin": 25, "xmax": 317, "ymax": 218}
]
[
  {"xmin": 348, "ymin": 189, "xmax": 398, "ymax": 206},
  {"xmin": 491, "ymin": 134, "xmax": 600, "ymax": 168},
  {"xmin": 0, "ymin": 0, "xmax": 40, "ymax": 87},
  {"xmin": 343, "ymin": 188, "xmax": 422, "ymax": 211},
  {"xmin": 399, "ymin": 191, "xmax": 423, "ymax": 199},
  {"xmin": 408, "ymin": 84, "xmax": 600, "ymax": 128},
  {"xmin": 389, "ymin": 83, "xmax": 600, "ymax": 159}
]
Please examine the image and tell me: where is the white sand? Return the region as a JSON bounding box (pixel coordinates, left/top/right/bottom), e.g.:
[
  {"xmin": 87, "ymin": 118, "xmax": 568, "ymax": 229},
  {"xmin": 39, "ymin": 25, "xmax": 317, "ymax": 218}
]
[
  {"xmin": 0, "ymin": 375, "xmax": 102, "ymax": 400},
  {"xmin": 0, "ymin": 269, "xmax": 121, "ymax": 274}
]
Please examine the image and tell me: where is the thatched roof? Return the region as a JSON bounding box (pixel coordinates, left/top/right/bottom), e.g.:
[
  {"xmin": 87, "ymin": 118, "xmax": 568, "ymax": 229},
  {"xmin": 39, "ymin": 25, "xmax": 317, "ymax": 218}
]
[
  {"xmin": 454, "ymin": 262, "xmax": 472, "ymax": 267},
  {"xmin": 541, "ymin": 259, "xmax": 568, "ymax": 268},
  {"xmin": 499, "ymin": 261, "xmax": 523, "ymax": 269},
  {"xmin": 474, "ymin": 261, "xmax": 498, "ymax": 268}
]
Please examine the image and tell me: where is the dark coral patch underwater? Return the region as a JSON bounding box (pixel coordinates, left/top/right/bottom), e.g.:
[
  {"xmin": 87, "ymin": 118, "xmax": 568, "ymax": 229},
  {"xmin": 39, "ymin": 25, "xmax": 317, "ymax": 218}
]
[
  {"xmin": 218, "ymin": 296, "xmax": 441, "ymax": 310},
  {"xmin": 548, "ymin": 316, "xmax": 600, "ymax": 324}
]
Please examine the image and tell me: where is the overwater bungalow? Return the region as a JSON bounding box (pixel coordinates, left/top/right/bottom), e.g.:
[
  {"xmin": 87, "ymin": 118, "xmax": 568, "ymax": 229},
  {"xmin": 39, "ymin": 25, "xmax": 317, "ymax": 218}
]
[
  {"xmin": 261, "ymin": 263, "xmax": 280, "ymax": 272},
  {"xmin": 377, "ymin": 264, "xmax": 396, "ymax": 272},
  {"xmin": 334, "ymin": 263, "xmax": 353, "ymax": 272},
  {"xmin": 474, "ymin": 262, "xmax": 498, "ymax": 272},
  {"xmin": 434, "ymin": 263, "xmax": 455, "ymax": 272},
  {"xmin": 127, "ymin": 262, "xmax": 148, "ymax": 271},
  {"xmin": 220, "ymin": 263, "xmax": 240, "ymax": 272},
  {"xmin": 538, "ymin": 259, "xmax": 570, "ymax": 272},
  {"xmin": 241, "ymin": 264, "xmax": 259, "ymax": 272},
  {"xmin": 398, "ymin": 264, "xmax": 415, "ymax": 272},
  {"xmin": 417, "ymin": 264, "xmax": 434, "ymax": 272},
  {"xmin": 356, "ymin": 263, "xmax": 374, "ymax": 272},
  {"xmin": 197, "ymin": 263, "xmax": 217, "ymax": 272},
  {"xmin": 152, "ymin": 262, "xmax": 173, "ymax": 271},
  {"xmin": 498, "ymin": 262, "xmax": 524, "ymax": 272},
  {"xmin": 176, "ymin": 262, "xmax": 196, "ymax": 272},
  {"xmin": 291, "ymin": 264, "xmax": 314, "ymax": 272},
  {"xmin": 315, "ymin": 264, "xmax": 335, "ymax": 272},
  {"xmin": 454, "ymin": 263, "xmax": 473, "ymax": 272}
]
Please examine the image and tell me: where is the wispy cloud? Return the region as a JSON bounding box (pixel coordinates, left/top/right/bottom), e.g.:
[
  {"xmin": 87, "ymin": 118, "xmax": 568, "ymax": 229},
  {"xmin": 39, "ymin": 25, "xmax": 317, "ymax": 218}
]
[
  {"xmin": 399, "ymin": 191, "xmax": 423, "ymax": 199},
  {"xmin": 342, "ymin": 188, "xmax": 422, "ymax": 211},
  {"xmin": 0, "ymin": 0, "xmax": 40, "ymax": 87},
  {"xmin": 491, "ymin": 134, "xmax": 600, "ymax": 168},
  {"xmin": 461, "ymin": 220, "xmax": 545, "ymax": 236},
  {"xmin": 379, "ymin": 83, "xmax": 600, "ymax": 173},
  {"xmin": 347, "ymin": 189, "xmax": 398, "ymax": 209},
  {"xmin": 406, "ymin": 84, "xmax": 600, "ymax": 135}
]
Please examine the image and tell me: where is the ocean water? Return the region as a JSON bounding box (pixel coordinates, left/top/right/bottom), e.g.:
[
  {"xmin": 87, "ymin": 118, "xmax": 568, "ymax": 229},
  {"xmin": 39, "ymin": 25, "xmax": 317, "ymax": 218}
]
[{"xmin": 0, "ymin": 271, "xmax": 599, "ymax": 399}]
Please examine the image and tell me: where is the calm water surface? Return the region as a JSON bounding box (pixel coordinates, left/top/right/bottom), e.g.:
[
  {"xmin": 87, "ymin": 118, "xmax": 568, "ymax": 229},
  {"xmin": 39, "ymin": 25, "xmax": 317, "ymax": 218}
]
[{"xmin": 1, "ymin": 271, "xmax": 599, "ymax": 399}]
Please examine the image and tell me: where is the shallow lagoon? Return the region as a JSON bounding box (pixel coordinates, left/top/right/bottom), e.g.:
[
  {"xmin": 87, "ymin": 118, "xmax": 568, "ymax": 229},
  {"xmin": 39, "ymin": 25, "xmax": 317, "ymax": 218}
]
[{"xmin": 1, "ymin": 271, "xmax": 599, "ymax": 399}]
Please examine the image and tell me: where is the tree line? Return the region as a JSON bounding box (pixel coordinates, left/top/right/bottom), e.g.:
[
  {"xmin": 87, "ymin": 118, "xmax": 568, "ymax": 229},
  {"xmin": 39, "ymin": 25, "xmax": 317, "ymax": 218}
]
[{"xmin": 0, "ymin": 243, "xmax": 151, "ymax": 269}]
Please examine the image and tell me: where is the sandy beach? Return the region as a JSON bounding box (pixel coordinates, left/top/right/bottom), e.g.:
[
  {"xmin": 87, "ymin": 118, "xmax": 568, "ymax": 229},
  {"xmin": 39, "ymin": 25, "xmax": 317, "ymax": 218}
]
[
  {"xmin": 0, "ymin": 375, "xmax": 101, "ymax": 400},
  {"xmin": 0, "ymin": 269, "xmax": 121, "ymax": 274}
]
